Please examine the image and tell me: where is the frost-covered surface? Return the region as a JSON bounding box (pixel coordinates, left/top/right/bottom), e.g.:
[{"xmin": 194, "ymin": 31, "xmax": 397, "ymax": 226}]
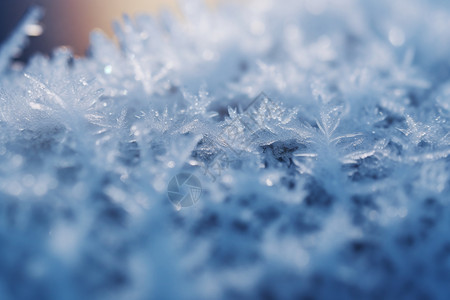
[{"xmin": 1, "ymin": 0, "xmax": 450, "ymax": 299}]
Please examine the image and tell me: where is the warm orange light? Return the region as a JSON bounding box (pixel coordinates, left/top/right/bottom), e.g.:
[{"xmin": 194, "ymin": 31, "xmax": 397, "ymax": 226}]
[{"xmin": 50, "ymin": 0, "xmax": 219, "ymax": 55}]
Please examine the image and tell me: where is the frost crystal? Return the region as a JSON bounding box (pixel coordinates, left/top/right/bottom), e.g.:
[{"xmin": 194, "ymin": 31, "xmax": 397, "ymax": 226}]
[
  {"xmin": 0, "ymin": 6, "xmax": 43, "ymax": 73},
  {"xmin": 1, "ymin": 0, "xmax": 450, "ymax": 299}
]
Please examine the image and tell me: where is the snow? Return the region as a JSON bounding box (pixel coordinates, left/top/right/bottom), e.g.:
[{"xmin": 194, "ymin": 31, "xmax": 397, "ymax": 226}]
[{"xmin": 1, "ymin": 0, "xmax": 450, "ymax": 299}]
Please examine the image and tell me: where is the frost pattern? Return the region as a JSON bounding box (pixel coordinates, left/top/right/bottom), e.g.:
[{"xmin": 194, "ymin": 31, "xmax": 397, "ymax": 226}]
[{"xmin": 1, "ymin": 0, "xmax": 450, "ymax": 299}]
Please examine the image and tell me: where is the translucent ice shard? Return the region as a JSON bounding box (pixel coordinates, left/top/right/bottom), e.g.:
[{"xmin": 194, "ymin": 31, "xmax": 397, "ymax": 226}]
[{"xmin": 0, "ymin": 6, "xmax": 43, "ymax": 73}]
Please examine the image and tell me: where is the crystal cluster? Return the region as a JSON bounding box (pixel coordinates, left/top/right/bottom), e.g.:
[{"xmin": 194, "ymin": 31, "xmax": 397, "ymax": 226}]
[{"xmin": 0, "ymin": 0, "xmax": 450, "ymax": 299}]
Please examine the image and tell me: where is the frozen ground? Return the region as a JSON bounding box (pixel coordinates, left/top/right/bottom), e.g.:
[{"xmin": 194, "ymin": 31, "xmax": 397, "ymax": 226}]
[{"xmin": 1, "ymin": 0, "xmax": 450, "ymax": 299}]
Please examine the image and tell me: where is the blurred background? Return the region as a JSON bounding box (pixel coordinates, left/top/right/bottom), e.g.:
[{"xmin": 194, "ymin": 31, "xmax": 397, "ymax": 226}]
[{"xmin": 0, "ymin": 0, "xmax": 219, "ymax": 61}]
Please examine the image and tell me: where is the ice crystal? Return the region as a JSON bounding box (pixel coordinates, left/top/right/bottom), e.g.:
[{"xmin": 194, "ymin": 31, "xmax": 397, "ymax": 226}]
[{"xmin": 1, "ymin": 0, "xmax": 450, "ymax": 299}]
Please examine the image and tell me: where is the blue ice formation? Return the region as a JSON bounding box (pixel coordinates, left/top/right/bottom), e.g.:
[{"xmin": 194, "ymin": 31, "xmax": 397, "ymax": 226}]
[{"xmin": 1, "ymin": 1, "xmax": 450, "ymax": 299}]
